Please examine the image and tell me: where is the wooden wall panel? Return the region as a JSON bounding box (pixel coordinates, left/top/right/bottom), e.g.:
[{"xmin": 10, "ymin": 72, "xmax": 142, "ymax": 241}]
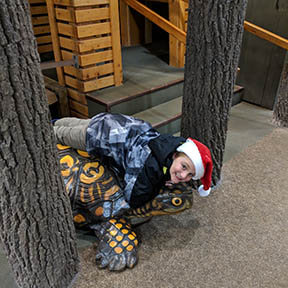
[
  {"xmin": 29, "ymin": 0, "xmax": 53, "ymax": 54},
  {"xmin": 52, "ymin": 0, "xmax": 122, "ymax": 116}
]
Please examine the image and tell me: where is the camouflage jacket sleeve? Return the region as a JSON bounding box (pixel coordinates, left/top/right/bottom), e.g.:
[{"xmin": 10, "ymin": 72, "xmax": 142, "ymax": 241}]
[{"xmin": 86, "ymin": 113, "xmax": 160, "ymax": 202}]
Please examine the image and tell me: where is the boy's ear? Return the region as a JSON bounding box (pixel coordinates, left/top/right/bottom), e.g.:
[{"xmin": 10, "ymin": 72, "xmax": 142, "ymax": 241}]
[{"xmin": 172, "ymin": 152, "xmax": 176, "ymax": 160}]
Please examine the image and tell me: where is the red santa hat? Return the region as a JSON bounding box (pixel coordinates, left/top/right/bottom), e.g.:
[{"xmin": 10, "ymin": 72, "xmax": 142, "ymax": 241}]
[{"xmin": 176, "ymin": 138, "xmax": 213, "ymax": 197}]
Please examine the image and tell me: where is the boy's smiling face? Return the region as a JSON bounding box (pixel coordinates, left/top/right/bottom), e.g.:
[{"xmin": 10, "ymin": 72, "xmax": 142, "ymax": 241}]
[{"xmin": 169, "ymin": 152, "xmax": 196, "ymax": 184}]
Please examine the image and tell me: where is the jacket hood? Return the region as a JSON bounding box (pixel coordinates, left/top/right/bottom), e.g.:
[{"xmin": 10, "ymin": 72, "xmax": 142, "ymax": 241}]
[{"xmin": 148, "ymin": 134, "xmax": 185, "ymax": 168}]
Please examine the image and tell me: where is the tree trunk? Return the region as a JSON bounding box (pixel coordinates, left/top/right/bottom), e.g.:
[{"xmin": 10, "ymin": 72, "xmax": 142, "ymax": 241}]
[
  {"xmin": 181, "ymin": 0, "xmax": 248, "ymax": 185},
  {"xmin": 0, "ymin": 1, "xmax": 79, "ymax": 287},
  {"xmin": 273, "ymin": 52, "xmax": 288, "ymax": 127}
]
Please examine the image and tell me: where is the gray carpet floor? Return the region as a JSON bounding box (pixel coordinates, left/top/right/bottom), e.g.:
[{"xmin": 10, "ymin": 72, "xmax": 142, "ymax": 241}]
[{"xmin": 73, "ymin": 128, "xmax": 288, "ymax": 288}]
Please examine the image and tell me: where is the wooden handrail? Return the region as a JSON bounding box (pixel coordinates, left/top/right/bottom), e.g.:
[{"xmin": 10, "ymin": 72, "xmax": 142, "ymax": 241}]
[
  {"xmin": 122, "ymin": 0, "xmax": 186, "ymax": 44},
  {"xmin": 165, "ymin": 0, "xmax": 288, "ymax": 50},
  {"xmin": 244, "ymin": 21, "xmax": 288, "ymax": 50},
  {"xmin": 123, "ymin": 0, "xmax": 288, "ymax": 51}
]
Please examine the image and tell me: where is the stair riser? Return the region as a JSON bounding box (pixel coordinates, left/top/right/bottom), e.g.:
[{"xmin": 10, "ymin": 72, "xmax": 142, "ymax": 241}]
[
  {"xmin": 156, "ymin": 118, "xmax": 181, "ymax": 135},
  {"xmin": 149, "ymin": 89, "xmax": 243, "ymax": 135},
  {"xmin": 87, "ymin": 86, "xmax": 243, "ymax": 136},
  {"xmin": 87, "ymin": 81, "xmax": 183, "ymax": 117},
  {"xmin": 232, "ymin": 88, "xmax": 244, "ymax": 106}
]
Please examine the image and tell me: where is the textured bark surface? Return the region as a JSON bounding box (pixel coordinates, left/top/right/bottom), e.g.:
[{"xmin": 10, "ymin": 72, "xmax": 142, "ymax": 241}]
[
  {"xmin": 0, "ymin": 0, "xmax": 79, "ymax": 287},
  {"xmin": 273, "ymin": 53, "xmax": 288, "ymax": 127},
  {"xmin": 181, "ymin": 0, "xmax": 248, "ymax": 184}
]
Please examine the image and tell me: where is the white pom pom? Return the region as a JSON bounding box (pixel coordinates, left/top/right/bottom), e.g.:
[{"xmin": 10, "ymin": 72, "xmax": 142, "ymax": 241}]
[{"xmin": 198, "ymin": 185, "xmax": 211, "ymax": 197}]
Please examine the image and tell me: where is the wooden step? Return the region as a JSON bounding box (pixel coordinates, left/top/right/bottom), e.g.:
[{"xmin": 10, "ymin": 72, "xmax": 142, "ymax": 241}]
[
  {"xmin": 133, "ymin": 97, "xmax": 182, "ymax": 134},
  {"xmin": 86, "ymin": 78, "xmax": 184, "ymax": 116},
  {"xmin": 132, "ymin": 85, "xmax": 244, "ymax": 135}
]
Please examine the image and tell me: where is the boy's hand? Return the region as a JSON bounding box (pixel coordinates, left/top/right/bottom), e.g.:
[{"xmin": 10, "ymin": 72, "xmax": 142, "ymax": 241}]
[{"xmin": 165, "ymin": 180, "xmax": 174, "ymax": 187}]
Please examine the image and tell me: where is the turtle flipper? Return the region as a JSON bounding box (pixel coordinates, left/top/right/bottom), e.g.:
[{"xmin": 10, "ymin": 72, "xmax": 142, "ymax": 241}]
[{"xmin": 91, "ymin": 218, "xmax": 139, "ymax": 271}]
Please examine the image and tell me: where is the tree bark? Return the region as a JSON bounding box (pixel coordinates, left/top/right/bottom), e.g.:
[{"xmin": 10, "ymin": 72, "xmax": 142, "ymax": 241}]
[
  {"xmin": 0, "ymin": 0, "xmax": 79, "ymax": 287},
  {"xmin": 181, "ymin": 0, "xmax": 248, "ymax": 185},
  {"xmin": 273, "ymin": 52, "xmax": 288, "ymax": 127}
]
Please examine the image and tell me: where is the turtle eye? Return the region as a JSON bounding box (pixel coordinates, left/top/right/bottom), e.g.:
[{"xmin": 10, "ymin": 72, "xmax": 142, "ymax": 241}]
[{"xmin": 172, "ymin": 197, "xmax": 182, "ymax": 206}]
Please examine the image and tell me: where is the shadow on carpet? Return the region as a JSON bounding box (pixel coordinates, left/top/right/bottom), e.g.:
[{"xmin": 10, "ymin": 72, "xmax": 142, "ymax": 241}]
[{"xmin": 73, "ymin": 128, "xmax": 288, "ymax": 288}]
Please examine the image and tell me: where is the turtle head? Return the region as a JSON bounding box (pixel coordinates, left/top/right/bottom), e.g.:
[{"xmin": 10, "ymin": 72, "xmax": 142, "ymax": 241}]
[
  {"xmin": 128, "ymin": 183, "xmax": 193, "ymax": 218},
  {"xmin": 150, "ymin": 182, "xmax": 193, "ymax": 215}
]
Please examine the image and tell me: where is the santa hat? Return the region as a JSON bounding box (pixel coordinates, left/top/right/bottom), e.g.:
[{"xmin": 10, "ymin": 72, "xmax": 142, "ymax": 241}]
[{"xmin": 176, "ymin": 138, "xmax": 213, "ymax": 197}]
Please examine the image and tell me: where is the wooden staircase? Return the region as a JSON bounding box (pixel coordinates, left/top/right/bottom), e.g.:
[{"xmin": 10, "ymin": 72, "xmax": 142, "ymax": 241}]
[{"xmin": 85, "ymin": 45, "xmax": 244, "ymax": 135}]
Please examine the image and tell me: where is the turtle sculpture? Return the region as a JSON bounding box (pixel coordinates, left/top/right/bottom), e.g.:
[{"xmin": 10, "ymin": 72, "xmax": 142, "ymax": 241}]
[{"xmin": 57, "ymin": 144, "xmax": 194, "ymax": 271}]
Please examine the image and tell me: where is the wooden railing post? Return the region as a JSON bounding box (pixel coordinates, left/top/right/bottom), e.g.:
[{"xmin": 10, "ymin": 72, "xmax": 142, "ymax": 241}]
[
  {"xmin": 109, "ymin": 0, "xmax": 123, "ymax": 86},
  {"xmin": 46, "ymin": 0, "xmax": 65, "ymax": 86},
  {"xmin": 169, "ymin": 0, "xmax": 187, "ymax": 68},
  {"xmin": 119, "ymin": 0, "xmax": 131, "ymax": 46}
]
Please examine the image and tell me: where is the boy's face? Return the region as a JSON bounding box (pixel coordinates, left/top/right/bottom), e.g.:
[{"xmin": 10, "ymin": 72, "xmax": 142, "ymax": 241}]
[{"xmin": 169, "ymin": 153, "xmax": 195, "ymax": 184}]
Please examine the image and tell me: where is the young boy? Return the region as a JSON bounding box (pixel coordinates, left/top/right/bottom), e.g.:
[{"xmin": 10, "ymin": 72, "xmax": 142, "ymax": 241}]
[{"xmin": 53, "ymin": 112, "xmax": 213, "ymax": 208}]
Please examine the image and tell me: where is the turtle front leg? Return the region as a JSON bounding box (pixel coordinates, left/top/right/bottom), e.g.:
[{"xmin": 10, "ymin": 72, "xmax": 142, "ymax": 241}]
[{"xmin": 90, "ymin": 218, "xmax": 139, "ymax": 271}]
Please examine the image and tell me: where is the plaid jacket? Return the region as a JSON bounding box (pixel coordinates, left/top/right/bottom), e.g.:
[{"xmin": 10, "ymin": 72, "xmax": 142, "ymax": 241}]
[{"xmin": 86, "ymin": 113, "xmax": 160, "ymax": 203}]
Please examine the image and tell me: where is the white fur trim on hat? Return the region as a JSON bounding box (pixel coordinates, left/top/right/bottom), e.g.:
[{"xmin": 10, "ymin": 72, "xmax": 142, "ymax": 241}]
[
  {"xmin": 198, "ymin": 185, "xmax": 211, "ymax": 197},
  {"xmin": 176, "ymin": 139, "xmax": 204, "ymax": 180}
]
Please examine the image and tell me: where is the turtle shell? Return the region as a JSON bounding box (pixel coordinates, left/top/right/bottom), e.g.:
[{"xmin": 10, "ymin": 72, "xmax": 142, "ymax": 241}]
[{"xmin": 57, "ymin": 144, "xmax": 130, "ymax": 227}]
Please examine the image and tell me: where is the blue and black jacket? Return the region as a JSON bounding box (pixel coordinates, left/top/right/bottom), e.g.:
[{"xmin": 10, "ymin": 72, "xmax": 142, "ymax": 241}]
[{"xmin": 85, "ymin": 112, "xmax": 184, "ymax": 208}]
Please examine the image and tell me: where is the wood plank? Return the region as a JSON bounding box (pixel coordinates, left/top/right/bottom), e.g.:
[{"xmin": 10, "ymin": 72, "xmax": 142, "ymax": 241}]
[
  {"xmin": 145, "ymin": 0, "xmax": 168, "ymax": 2},
  {"xmin": 83, "ymin": 75, "xmax": 114, "ymax": 92},
  {"xmin": 36, "ymin": 35, "xmax": 52, "ymax": 44},
  {"xmin": 76, "ymin": 22, "xmax": 111, "ymax": 38},
  {"xmin": 69, "ymin": 99, "xmax": 88, "ymax": 115},
  {"xmin": 62, "ymin": 49, "xmax": 113, "ymax": 66},
  {"xmin": 32, "ymin": 16, "xmax": 49, "ymax": 25},
  {"xmin": 29, "ymin": 0, "xmax": 46, "ymax": 3},
  {"xmin": 119, "ymin": 1, "xmax": 131, "ymax": 46},
  {"xmin": 80, "ymin": 63, "xmax": 114, "ymax": 80},
  {"xmin": 244, "ymin": 21, "xmax": 288, "ymax": 50},
  {"xmin": 70, "ymin": 109, "xmax": 88, "ymax": 119},
  {"xmin": 185, "ymin": 10, "xmax": 188, "ymax": 20},
  {"xmin": 71, "ymin": 0, "xmax": 109, "ymax": 7},
  {"xmin": 66, "ymin": 75, "xmax": 113, "ymax": 95},
  {"xmin": 54, "ymin": 0, "xmax": 109, "ymax": 7},
  {"xmin": 57, "ymin": 22, "xmax": 75, "ymax": 37},
  {"xmin": 63, "ymin": 66, "xmax": 80, "ymax": 78},
  {"xmin": 38, "ymin": 44, "xmax": 53, "ymax": 53},
  {"xmin": 123, "ymin": 0, "xmax": 186, "ymax": 43},
  {"xmin": 33, "ymin": 25, "xmax": 50, "ymax": 35},
  {"xmin": 55, "ymin": 8, "xmax": 73, "ymax": 22},
  {"xmin": 178, "ymin": 0, "xmax": 186, "ymax": 67},
  {"xmin": 74, "ymin": 7, "xmax": 109, "ymax": 23},
  {"xmin": 46, "ymin": 88, "xmax": 58, "ymax": 105},
  {"xmin": 30, "ymin": 6, "xmax": 48, "ymax": 15},
  {"xmin": 59, "ymin": 36, "xmax": 112, "ymax": 53},
  {"xmin": 169, "ymin": 0, "xmax": 178, "ymax": 67},
  {"xmin": 46, "ymin": 0, "xmax": 65, "ymax": 85},
  {"xmin": 44, "ymin": 76, "xmax": 70, "ymax": 116},
  {"xmin": 109, "ymin": 0, "xmax": 123, "ymax": 86},
  {"xmin": 79, "ymin": 50, "xmax": 113, "ymax": 66},
  {"xmin": 59, "ymin": 36, "xmax": 77, "ymax": 51},
  {"xmin": 77, "ymin": 36, "xmax": 112, "ymax": 53},
  {"xmin": 169, "ymin": 0, "xmax": 185, "ymax": 67},
  {"xmin": 65, "ymin": 75, "xmax": 84, "ymax": 91},
  {"xmin": 67, "ymin": 88, "xmax": 87, "ymax": 104},
  {"xmin": 61, "ymin": 50, "xmax": 74, "ymax": 61},
  {"xmin": 64, "ymin": 62, "xmax": 114, "ymax": 80}
]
